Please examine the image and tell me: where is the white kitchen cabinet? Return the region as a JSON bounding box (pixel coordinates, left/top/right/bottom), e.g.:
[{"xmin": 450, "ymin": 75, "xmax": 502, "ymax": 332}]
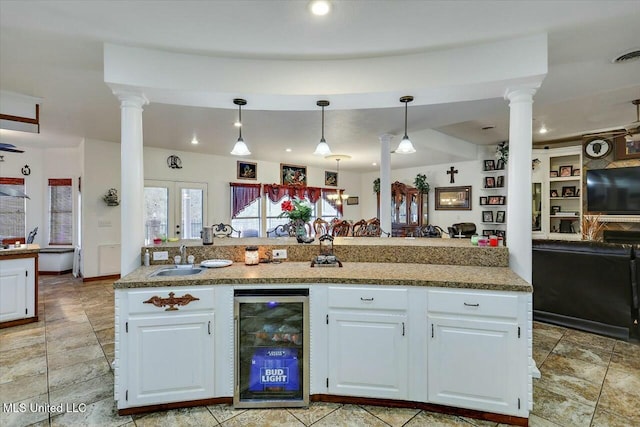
[
  {"xmin": 426, "ymin": 289, "xmax": 528, "ymax": 417},
  {"xmin": 327, "ymin": 286, "xmax": 409, "ymax": 400},
  {"xmin": 116, "ymin": 287, "xmax": 215, "ymax": 409},
  {"xmin": 0, "ymin": 257, "xmax": 36, "ymax": 324}
]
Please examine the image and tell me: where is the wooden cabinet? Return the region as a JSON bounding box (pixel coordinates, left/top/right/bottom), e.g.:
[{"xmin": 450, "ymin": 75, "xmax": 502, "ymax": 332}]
[
  {"xmin": 327, "ymin": 286, "xmax": 409, "ymax": 399},
  {"xmin": 0, "ymin": 255, "xmax": 37, "ymax": 326},
  {"xmin": 426, "ymin": 289, "xmax": 528, "ymax": 416},
  {"xmin": 377, "ymin": 181, "xmax": 428, "ymax": 236},
  {"xmin": 116, "ymin": 287, "xmax": 215, "ymax": 409}
]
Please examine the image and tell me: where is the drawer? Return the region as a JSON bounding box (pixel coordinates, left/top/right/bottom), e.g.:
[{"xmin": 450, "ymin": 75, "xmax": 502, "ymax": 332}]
[
  {"xmin": 328, "ymin": 286, "xmax": 407, "ymax": 311},
  {"xmin": 126, "ymin": 287, "xmax": 215, "ymax": 315},
  {"xmin": 427, "ymin": 289, "xmax": 518, "ymax": 319}
]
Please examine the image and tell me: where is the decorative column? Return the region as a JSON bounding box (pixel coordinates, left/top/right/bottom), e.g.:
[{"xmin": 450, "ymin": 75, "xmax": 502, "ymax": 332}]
[
  {"xmin": 505, "ymin": 87, "xmax": 537, "ymax": 283},
  {"xmin": 379, "ymin": 134, "xmax": 394, "ymax": 237},
  {"xmin": 113, "ymin": 90, "xmax": 148, "ymax": 277}
]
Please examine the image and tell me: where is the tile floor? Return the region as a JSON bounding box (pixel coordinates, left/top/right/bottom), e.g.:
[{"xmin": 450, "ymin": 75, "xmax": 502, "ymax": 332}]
[{"xmin": 1, "ymin": 274, "xmax": 638, "ymax": 427}]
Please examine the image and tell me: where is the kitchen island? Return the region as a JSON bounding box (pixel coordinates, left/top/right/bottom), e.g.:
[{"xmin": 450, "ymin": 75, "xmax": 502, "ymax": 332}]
[
  {"xmin": 0, "ymin": 244, "xmax": 40, "ymax": 328},
  {"xmin": 114, "ymin": 239, "xmax": 532, "ymax": 426}
]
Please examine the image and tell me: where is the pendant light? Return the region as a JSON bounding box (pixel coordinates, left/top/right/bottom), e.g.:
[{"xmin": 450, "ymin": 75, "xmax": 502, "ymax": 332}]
[
  {"xmin": 313, "ymin": 100, "xmax": 332, "ymax": 156},
  {"xmin": 396, "ymin": 96, "xmax": 416, "ymax": 154},
  {"xmin": 230, "ymin": 98, "xmax": 251, "ymax": 156},
  {"xmin": 325, "ymin": 154, "xmax": 351, "ymax": 204}
]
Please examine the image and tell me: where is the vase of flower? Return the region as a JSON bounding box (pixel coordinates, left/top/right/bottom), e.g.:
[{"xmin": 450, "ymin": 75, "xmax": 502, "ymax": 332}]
[{"xmin": 279, "ymin": 198, "xmax": 312, "ymax": 238}]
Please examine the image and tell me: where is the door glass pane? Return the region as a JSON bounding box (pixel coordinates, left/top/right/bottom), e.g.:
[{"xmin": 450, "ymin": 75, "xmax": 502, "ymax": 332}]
[
  {"xmin": 532, "ymin": 183, "xmax": 542, "ymax": 231},
  {"xmin": 144, "ymin": 187, "xmax": 168, "ymax": 243},
  {"xmin": 181, "ymin": 188, "xmax": 203, "ymax": 239}
]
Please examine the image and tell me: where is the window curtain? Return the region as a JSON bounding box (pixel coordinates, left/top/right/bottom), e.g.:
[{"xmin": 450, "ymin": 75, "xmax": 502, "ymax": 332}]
[
  {"xmin": 321, "ymin": 188, "xmax": 345, "ymax": 217},
  {"xmin": 230, "ymin": 183, "xmax": 262, "ymax": 218},
  {"xmin": 49, "ymin": 178, "xmax": 72, "ymax": 245},
  {"xmin": 263, "ymin": 184, "xmax": 323, "ymax": 203},
  {"xmin": 0, "ymin": 177, "xmax": 26, "ymax": 241}
]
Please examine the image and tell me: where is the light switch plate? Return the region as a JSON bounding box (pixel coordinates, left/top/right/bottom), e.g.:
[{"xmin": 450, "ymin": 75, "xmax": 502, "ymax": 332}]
[
  {"xmin": 272, "ymin": 249, "xmax": 287, "ymax": 259},
  {"xmin": 153, "ymin": 251, "xmax": 169, "ymax": 261}
]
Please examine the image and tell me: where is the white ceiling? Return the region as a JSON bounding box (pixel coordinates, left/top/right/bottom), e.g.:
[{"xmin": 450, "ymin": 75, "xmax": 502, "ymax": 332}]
[{"xmin": 1, "ymin": 1, "xmax": 639, "ymax": 172}]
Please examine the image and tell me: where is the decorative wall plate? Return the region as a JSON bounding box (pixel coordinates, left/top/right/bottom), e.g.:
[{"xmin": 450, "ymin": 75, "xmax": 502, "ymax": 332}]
[{"xmin": 583, "ymin": 138, "xmax": 612, "ymax": 159}]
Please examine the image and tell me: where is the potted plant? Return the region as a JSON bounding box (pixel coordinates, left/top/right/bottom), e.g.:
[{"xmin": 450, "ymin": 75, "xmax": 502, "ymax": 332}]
[
  {"xmin": 414, "ymin": 174, "xmax": 429, "ymax": 194},
  {"xmin": 373, "ymin": 178, "xmax": 380, "ymax": 193}
]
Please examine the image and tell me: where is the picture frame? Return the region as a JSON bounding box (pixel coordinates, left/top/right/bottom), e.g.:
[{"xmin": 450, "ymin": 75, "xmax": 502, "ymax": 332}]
[
  {"xmin": 236, "ymin": 161, "xmax": 257, "ymax": 180},
  {"xmin": 346, "ymin": 196, "xmax": 359, "ymax": 205},
  {"xmin": 487, "ymin": 195, "xmax": 502, "ymax": 205},
  {"xmin": 559, "ymin": 165, "xmax": 573, "ymax": 177},
  {"xmin": 550, "ymin": 189, "xmax": 559, "ymax": 197},
  {"xmin": 324, "ymin": 171, "xmax": 338, "ymax": 186},
  {"xmin": 483, "ymin": 160, "xmax": 495, "ymax": 171},
  {"xmin": 551, "ymin": 205, "xmax": 561, "ymax": 215},
  {"xmin": 281, "ymin": 163, "xmax": 307, "ymax": 185},
  {"xmin": 615, "ymin": 136, "xmax": 640, "ymax": 160},
  {"xmin": 484, "ymin": 176, "xmax": 495, "ymax": 188},
  {"xmin": 482, "ymin": 229, "xmax": 494, "ymax": 236},
  {"xmin": 499, "ymin": 196, "xmax": 506, "ymax": 205},
  {"xmin": 496, "ymin": 175, "xmax": 505, "ymax": 188},
  {"xmin": 562, "ymin": 186, "xmax": 576, "ymax": 197},
  {"xmin": 482, "ymin": 211, "xmax": 494, "ymax": 223},
  {"xmin": 495, "ymin": 230, "xmax": 506, "ymax": 239},
  {"xmin": 496, "ymin": 159, "xmax": 505, "ymax": 170},
  {"xmin": 435, "ymin": 186, "xmax": 472, "ymax": 210},
  {"xmin": 572, "ymin": 168, "xmax": 581, "ymax": 176},
  {"xmin": 479, "ymin": 196, "xmax": 488, "ymax": 205},
  {"xmin": 496, "ymin": 210, "xmax": 505, "ymax": 223},
  {"xmin": 549, "ymin": 170, "xmax": 558, "ymax": 178}
]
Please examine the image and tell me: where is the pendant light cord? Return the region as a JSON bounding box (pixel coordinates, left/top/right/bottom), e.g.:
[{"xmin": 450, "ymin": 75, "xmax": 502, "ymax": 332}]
[
  {"xmin": 321, "ymin": 105, "xmax": 325, "ymax": 141},
  {"xmin": 238, "ymin": 103, "xmax": 243, "ymax": 139},
  {"xmin": 404, "ymin": 101, "xmax": 408, "ymax": 139}
]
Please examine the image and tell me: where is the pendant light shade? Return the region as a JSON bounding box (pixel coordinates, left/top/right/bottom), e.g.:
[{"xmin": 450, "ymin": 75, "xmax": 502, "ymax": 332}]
[
  {"xmin": 396, "ymin": 96, "xmax": 416, "ymax": 154},
  {"xmin": 313, "ymin": 100, "xmax": 332, "ymax": 156},
  {"xmin": 230, "ymin": 98, "xmax": 251, "ymax": 156}
]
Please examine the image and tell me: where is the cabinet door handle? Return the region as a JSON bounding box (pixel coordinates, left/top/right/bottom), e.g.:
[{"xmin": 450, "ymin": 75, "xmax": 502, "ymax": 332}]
[
  {"xmin": 360, "ymin": 297, "xmax": 374, "ymax": 301},
  {"xmin": 208, "ymin": 321, "xmax": 211, "ymax": 335},
  {"xmin": 402, "ymin": 322, "xmax": 405, "ymax": 336},
  {"xmin": 464, "ymin": 302, "xmax": 480, "ymax": 307},
  {"xmin": 431, "ymin": 323, "xmax": 434, "ymax": 338}
]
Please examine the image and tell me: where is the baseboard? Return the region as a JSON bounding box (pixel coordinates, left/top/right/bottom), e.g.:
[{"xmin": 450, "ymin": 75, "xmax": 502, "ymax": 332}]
[
  {"xmin": 39, "ymin": 269, "xmax": 73, "ymax": 275},
  {"xmin": 83, "ymin": 274, "xmax": 120, "ymax": 282},
  {"xmin": 534, "ymin": 310, "xmax": 630, "ymax": 340}
]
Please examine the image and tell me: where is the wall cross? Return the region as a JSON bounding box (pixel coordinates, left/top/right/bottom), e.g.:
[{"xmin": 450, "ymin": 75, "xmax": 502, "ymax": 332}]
[{"xmin": 447, "ymin": 166, "xmax": 458, "ymax": 183}]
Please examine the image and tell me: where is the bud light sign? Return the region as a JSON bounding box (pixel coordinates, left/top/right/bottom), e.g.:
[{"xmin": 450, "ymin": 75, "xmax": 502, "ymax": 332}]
[{"xmin": 249, "ymin": 348, "xmax": 300, "ymax": 391}]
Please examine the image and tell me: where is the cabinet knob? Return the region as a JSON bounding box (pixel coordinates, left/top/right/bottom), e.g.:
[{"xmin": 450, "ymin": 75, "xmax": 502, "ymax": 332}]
[
  {"xmin": 463, "ymin": 302, "xmax": 480, "ymax": 307},
  {"xmin": 360, "ymin": 297, "xmax": 374, "ymax": 302}
]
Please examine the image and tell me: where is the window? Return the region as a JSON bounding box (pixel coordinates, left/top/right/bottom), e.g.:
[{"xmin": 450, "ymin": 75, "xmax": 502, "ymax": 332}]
[
  {"xmin": 266, "ymin": 196, "xmax": 317, "ymax": 233},
  {"xmin": 49, "ymin": 178, "xmax": 72, "ymax": 245},
  {"xmin": 230, "ymin": 183, "xmax": 262, "ymax": 237},
  {"xmin": 0, "ymin": 177, "xmax": 26, "ymax": 242}
]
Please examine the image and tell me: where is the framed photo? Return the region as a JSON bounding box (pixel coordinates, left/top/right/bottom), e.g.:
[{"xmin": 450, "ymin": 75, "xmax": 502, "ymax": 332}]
[
  {"xmin": 484, "ymin": 176, "xmax": 495, "ymax": 188},
  {"xmin": 325, "ymin": 171, "xmax": 338, "ymax": 186},
  {"xmin": 496, "ymin": 159, "xmax": 505, "ymax": 170},
  {"xmin": 435, "ymin": 186, "xmax": 472, "ymax": 210},
  {"xmin": 559, "ymin": 165, "xmax": 573, "ymax": 177},
  {"xmin": 550, "ymin": 189, "xmax": 559, "ymax": 197},
  {"xmin": 562, "ymin": 186, "xmax": 576, "ymax": 197},
  {"xmin": 483, "ymin": 160, "xmax": 495, "ymax": 171},
  {"xmin": 572, "ymin": 168, "xmax": 581, "ymax": 176},
  {"xmin": 496, "ymin": 230, "xmax": 506, "ymax": 239},
  {"xmin": 281, "ymin": 163, "xmax": 307, "ymax": 185},
  {"xmin": 615, "ymin": 137, "xmax": 640, "ymax": 160},
  {"xmin": 499, "ymin": 196, "xmax": 506, "ymax": 205},
  {"xmin": 496, "ymin": 175, "xmax": 505, "ymax": 188},
  {"xmin": 346, "ymin": 196, "xmax": 359, "ymax": 205},
  {"xmin": 482, "ymin": 229, "xmax": 494, "ymax": 236},
  {"xmin": 236, "ymin": 161, "xmax": 257, "ymax": 180},
  {"xmin": 551, "ymin": 205, "xmax": 561, "ymax": 215},
  {"xmin": 496, "ymin": 210, "xmax": 505, "ymax": 223},
  {"xmin": 479, "ymin": 196, "xmax": 488, "ymax": 205},
  {"xmin": 487, "ymin": 195, "xmax": 504, "ymax": 205},
  {"xmin": 549, "ymin": 171, "xmax": 558, "ymax": 178},
  {"xmin": 482, "ymin": 211, "xmax": 494, "ymax": 223}
]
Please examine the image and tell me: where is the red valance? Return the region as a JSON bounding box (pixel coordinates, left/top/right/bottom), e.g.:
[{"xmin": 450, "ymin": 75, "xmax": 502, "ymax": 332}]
[
  {"xmin": 48, "ymin": 178, "xmax": 72, "ymax": 186},
  {"xmin": 0, "ymin": 177, "xmax": 25, "ymax": 185},
  {"xmin": 230, "ymin": 183, "xmax": 262, "ymax": 218}
]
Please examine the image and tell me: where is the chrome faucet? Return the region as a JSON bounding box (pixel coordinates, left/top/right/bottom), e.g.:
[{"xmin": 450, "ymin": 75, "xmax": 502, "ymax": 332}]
[{"xmin": 179, "ymin": 245, "xmax": 187, "ymax": 265}]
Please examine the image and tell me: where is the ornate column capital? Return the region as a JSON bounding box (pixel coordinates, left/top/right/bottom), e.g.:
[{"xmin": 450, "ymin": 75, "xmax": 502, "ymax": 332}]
[
  {"xmin": 378, "ymin": 133, "xmax": 395, "ymax": 144},
  {"xmin": 112, "ymin": 89, "xmax": 149, "ymax": 109},
  {"xmin": 504, "ymin": 86, "xmax": 538, "ymax": 104}
]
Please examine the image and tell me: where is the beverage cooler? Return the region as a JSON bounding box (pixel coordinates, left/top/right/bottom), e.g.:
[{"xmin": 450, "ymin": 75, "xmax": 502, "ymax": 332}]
[{"xmin": 234, "ymin": 289, "xmax": 309, "ymax": 408}]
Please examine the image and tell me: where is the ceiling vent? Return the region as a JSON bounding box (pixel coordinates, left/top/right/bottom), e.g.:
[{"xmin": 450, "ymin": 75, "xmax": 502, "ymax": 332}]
[{"xmin": 612, "ymin": 49, "xmax": 640, "ymax": 63}]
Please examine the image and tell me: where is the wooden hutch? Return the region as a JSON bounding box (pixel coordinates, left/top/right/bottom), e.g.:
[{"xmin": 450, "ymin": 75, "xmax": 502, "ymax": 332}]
[{"xmin": 377, "ymin": 181, "xmax": 428, "ymax": 236}]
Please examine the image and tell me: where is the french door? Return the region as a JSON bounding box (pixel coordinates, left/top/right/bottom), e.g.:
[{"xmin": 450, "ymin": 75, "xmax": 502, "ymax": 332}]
[{"xmin": 144, "ymin": 180, "xmax": 207, "ymax": 242}]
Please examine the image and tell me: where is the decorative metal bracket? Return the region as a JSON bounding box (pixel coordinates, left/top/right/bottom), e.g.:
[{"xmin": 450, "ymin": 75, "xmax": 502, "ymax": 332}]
[{"xmin": 143, "ymin": 292, "xmax": 200, "ymax": 311}]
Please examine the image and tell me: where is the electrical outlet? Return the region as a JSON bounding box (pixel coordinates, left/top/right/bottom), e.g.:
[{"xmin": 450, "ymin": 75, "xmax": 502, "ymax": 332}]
[
  {"xmin": 153, "ymin": 251, "xmax": 169, "ymax": 261},
  {"xmin": 272, "ymin": 249, "xmax": 287, "ymax": 260}
]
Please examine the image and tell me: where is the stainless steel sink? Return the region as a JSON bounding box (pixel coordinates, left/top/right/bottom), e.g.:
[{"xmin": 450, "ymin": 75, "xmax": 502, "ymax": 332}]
[{"xmin": 150, "ymin": 267, "xmax": 204, "ymax": 277}]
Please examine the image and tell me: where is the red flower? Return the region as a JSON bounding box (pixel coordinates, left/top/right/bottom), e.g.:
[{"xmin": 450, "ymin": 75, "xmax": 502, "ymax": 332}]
[{"xmin": 281, "ymin": 200, "xmax": 294, "ymax": 212}]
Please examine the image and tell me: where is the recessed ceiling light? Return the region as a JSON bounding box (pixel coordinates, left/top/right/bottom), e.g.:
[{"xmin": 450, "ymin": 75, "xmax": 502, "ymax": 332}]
[
  {"xmin": 310, "ymin": 1, "xmax": 331, "ymax": 16},
  {"xmin": 285, "ymin": 148, "xmax": 292, "ymax": 152},
  {"xmin": 539, "ymin": 126, "xmax": 548, "ymax": 134},
  {"xmin": 191, "ymin": 136, "xmax": 198, "ymax": 144},
  {"xmin": 372, "ymin": 162, "xmax": 377, "ymax": 166},
  {"xmin": 233, "ymin": 121, "xmax": 242, "ymax": 127}
]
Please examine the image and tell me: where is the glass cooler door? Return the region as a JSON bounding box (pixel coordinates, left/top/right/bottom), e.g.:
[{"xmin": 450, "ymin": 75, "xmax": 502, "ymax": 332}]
[{"xmin": 234, "ymin": 291, "xmax": 309, "ymax": 408}]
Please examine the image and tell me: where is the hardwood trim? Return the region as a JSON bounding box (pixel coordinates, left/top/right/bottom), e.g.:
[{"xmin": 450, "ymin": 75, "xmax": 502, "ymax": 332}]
[
  {"xmin": 0, "ymin": 317, "xmax": 38, "ymax": 329},
  {"xmin": 39, "ymin": 270, "xmax": 73, "ymax": 275},
  {"xmin": 83, "ymin": 274, "xmax": 120, "ymax": 282},
  {"xmin": 118, "ymin": 397, "xmax": 232, "ymax": 416}
]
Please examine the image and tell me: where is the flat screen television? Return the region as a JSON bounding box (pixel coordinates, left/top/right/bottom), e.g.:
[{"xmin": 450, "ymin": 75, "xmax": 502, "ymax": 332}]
[{"xmin": 586, "ymin": 167, "xmax": 640, "ymax": 214}]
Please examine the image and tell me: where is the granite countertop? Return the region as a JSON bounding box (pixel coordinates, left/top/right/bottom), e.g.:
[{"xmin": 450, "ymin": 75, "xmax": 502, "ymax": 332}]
[
  {"xmin": 115, "ymin": 261, "xmax": 532, "ymax": 293},
  {"xmin": 0, "ymin": 244, "xmax": 40, "ymax": 256}
]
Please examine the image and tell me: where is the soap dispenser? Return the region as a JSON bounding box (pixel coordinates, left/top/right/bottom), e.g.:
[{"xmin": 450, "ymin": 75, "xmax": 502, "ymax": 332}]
[{"xmin": 144, "ymin": 249, "xmax": 150, "ymax": 266}]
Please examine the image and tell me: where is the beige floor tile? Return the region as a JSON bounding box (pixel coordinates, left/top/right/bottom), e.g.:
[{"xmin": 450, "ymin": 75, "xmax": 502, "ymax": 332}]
[
  {"xmin": 45, "ymin": 330, "xmax": 98, "ymax": 353},
  {"xmin": 533, "ymin": 346, "xmax": 552, "ymax": 366},
  {"xmin": 551, "ymin": 340, "xmax": 612, "ymax": 367},
  {"xmin": 45, "ymin": 322, "xmax": 94, "ymax": 341},
  {"xmin": 135, "ymin": 407, "xmax": 218, "ymax": 426},
  {"xmin": 597, "ymin": 365, "xmax": 640, "ymax": 423},
  {"xmin": 47, "ymin": 344, "xmax": 105, "ymax": 371},
  {"xmin": 461, "ymin": 415, "xmax": 498, "ymax": 426},
  {"xmin": 48, "ymin": 356, "xmax": 111, "ymax": 391},
  {"xmin": 311, "ymin": 404, "xmax": 387, "ymax": 427},
  {"xmin": 404, "ymin": 410, "xmax": 468, "ymax": 426},
  {"xmin": 95, "ymin": 327, "xmax": 115, "ymax": 345},
  {"xmin": 361, "ymin": 404, "xmax": 420, "ymax": 427},
  {"xmin": 0, "ymin": 354, "xmax": 47, "ymax": 384},
  {"xmin": 50, "ymin": 398, "xmax": 131, "ymax": 427},
  {"xmin": 539, "ymin": 353, "xmax": 608, "ymax": 385},
  {"xmin": 0, "ymin": 392, "xmax": 50, "ymax": 427},
  {"xmin": 609, "ymin": 349, "xmax": 640, "ymax": 371},
  {"xmin": 0, "ymin": 326, "xmax": 45, "ymax": 352},
  {"xmin": 0, "ymin": 374, "xmax": 48, "ymax": 403},
  {"xmin": 561, "ymin": 329, "xmax": 616, "ymax": 352},
  {"xmin": 533, "ymin": 331, "xmax": 561, "ymax": 353},
  {"xmin": 49, "ymin": 373, "xmax": 114, "ymax": 408},
  {"xmin": 591, "ymin": 406, "xmax": 637, "ymax": 427},
  {"xmin": 530, "ymin": 385, "xmax": 595, "ymax": 427},
  {"xmin": 288, "ymin": 402, "xmax": 341, "ymax": 425},
  {"xmin": 533, "ymin": 322, "xmax": 566, "ymax": 340},
  {"xmin": 612, "ymin": 340, "xmax": 640, "ymax": 357},
  {"xmin": 0, "ymin": 341, "xmax": 46, "ymax": 365},
  {"xmin": 523, "ymin": 413, "xmax": 563, "ymax": 426},
  {"xmin": 206, "ymin": 404, "xmax": 247, "ymax": 424}
]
